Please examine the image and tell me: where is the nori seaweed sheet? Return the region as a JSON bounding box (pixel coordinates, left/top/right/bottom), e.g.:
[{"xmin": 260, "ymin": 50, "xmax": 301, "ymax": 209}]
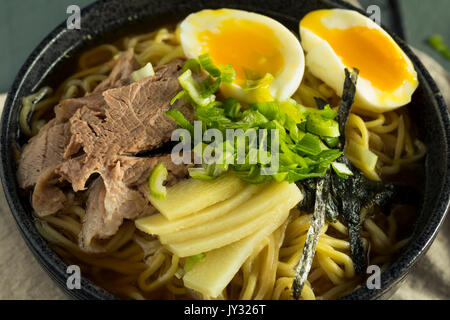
[
  {"xmin": 293, "ymin": 67, "xmax": 401, "ymax": 294},
  {"xmin": 292, "ymin": 178, "xmax": 326, "ymax": 299},
  {"xmin": 337, "ymin": 68, "xmax": 359, "ymax": 146}
]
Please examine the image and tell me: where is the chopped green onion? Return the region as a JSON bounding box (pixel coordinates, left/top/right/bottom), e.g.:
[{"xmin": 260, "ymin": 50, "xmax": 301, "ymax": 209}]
[
  {"xmin": 220, "ymin": 64, "xmax": 236, "ymax": 83},
  {"xmin": 323, "ymin": 136, "xmax": 340, "ymax": 148},
  {"xmin": 184, "ymin": 253, "xmax": 206, "ymax": 272},
  {"xmin": 188, "ymin": 167, "xmax": 217, "ymax": 180},
  {"xmin": 331, "ymin": 161, "xmax": 353, "ymax": 178},
  {"xmin": 199, "ymin": 53, "xmax": 221, "ymax": 78},
  {"xmin": 169, "ymin": 52, "xmax": 351, "ymax": 185},
  {"xmin": 199, "ymin": 77, "xmax": 221, "ymax": 98},
  {"xmin": 272, "ymin": 171, "xmax": 288, "ymax": 182},
  {"xmin": 206, "ymin": 162, "xmax": 228, "ymax": 176},
  {"xmin": 223, "ymin": 97, "xmax": 241, "ymax": 119},
  {"xmin": 233, "ymin": 167, "xmax": 270, "ymax": 184},
  {"xmin": 296, "ymin": 133, "xmax": 322, "ymax": 156},
  {"xmin": 243, "ymin": 73, "xmax": 274, "ymax": 102},
  {"xmin": 306, "ymin": 114, "xmax": 340, "ymax": 137},
  {"xmin": 284, "ymin": 115, "xmax": 303, "ymax": 143},
  {"xmin": 148, "ymin": 162, "xmax": 168, "ymax": 200},
  {"xmin": 243, "ymin": 73, "xmax": 274, "ymax": 91},
  {"xmin": 178, "ymin": 69, "xmax": 215, "ymax": 107},
  {"xmin": 279, "ymin": 100, "xmax": 305, "ymax": 123},
  {"xmin": 165, "ymin": 109, "xmax": 194, "ymax": 133},
  {"xmin": 131, "ymin": 62, "xmax": 155, "ymax": 82},
  {"xmin": 170, "ymin": 90, "xmax": 187, "ymax": 105},
  {"xmin": 249, "ymin": 101, "xmax": 280, "ymax": 121},
  {"xmin": 316, "ymin": 105, "xmax": 338, "ymax": 120},
  {"xmin": 182, "ymin": 58, "xmax": 202, "ymax": 73},
  {"xmin": 239, "ymin": 109, "xmax": 269, "ymax": 129}
]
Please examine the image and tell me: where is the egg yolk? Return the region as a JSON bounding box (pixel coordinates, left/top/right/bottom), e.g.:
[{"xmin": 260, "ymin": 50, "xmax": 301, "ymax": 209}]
[
  {"xmin": 301, "ymin": 10, "xmax": 414, "ymax": 92},
  {"xmin": 198, "ymin": 18, "xmax": 284, "ymax": 85}
]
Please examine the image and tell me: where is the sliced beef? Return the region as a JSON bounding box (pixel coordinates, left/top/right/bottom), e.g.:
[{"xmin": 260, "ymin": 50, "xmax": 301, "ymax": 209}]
[
  {"xmin": 16, "ymin": 119, "xmax": 72, "ymax": 217},
  {"xmin": 119, "ymin": 154, "xmax": 189, "ymax": 186},
  {"xmin": 81, "ymin": 154, "xmax": 189, "ymax": 251},
  {"xmin": 54, "ymin": 93, "xmax": 106, "ymax": 123},
  {"xmin": 57, "ymin": 58, "xmax": 192, "ymax": 192},
  {"xmin": 32, "ymin": 169, "xmax": 67, "ymax": 216},
  {"xmin": 120, "ymin": 154, "xmax": 190, "ymax": 188},
  {"xmin": 17, "ymin": 55, "xmax": 192, "ymax": 248},
  {"xmin": 93, "ymin": 48, "xmax": 140, "ymax": 93},
  {"xmin": 82, "ymin": 177, "xmax": 107, "ymax": 251},
  {"xmin": 17, "ymin": 119, "xmax": 68, "ymax": 189},
  {"xmin": 53, "ymin": 48, "xmax": 139, "ymax": 123},
  {"xmin": 102, "ymin": 57, "xmax": 192, "ymax": 153}
]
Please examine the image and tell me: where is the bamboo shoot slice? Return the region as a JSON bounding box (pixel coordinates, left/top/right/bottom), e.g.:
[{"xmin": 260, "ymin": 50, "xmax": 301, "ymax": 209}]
[
  {"xmin": 183, "ymin": 209, "xmax": 291, "ymax": 298},
  {"xmin": 166, "ymin": 183, "xmax": 302, "ymax": 257},
  {"xmin": 149, "ymin": 173, "xmax": 246, "ymax": 220},
  {"xmin": 135, "ymin": 184, "xmax": 263, "ymax": 235},
  {"xmin": 160, "ymin": 182, "xmax": 302, "ymax": 244}
]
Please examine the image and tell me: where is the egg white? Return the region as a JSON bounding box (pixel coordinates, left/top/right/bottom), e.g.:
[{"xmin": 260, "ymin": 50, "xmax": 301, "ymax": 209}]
[
  {"xmin": 300, "ymin": 9, "xmax": 418, "ymax": 112},
  {"xmin": 180, "ymin": 9, "xmax": 305, "ymax": 103}
]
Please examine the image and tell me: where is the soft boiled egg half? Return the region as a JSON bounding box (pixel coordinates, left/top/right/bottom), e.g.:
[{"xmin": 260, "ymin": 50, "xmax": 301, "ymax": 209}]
[
  {"xmin": 180, "ymin": 9, "xmax": 305, "ymax": 104},
  {"xmin": 300, "ymin": 9, "xmax": 418, "ymax": 112}
]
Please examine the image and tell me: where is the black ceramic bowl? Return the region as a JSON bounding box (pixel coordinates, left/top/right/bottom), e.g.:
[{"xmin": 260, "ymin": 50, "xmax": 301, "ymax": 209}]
[{"xmin": 1, "ymin": 0, "xmax": 449, "ymax": 300}]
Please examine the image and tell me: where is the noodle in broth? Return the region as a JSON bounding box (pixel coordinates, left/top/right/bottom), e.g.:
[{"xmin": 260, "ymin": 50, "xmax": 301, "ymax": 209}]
[{"xmin": 19, "ymin": 24, "xmax": 423, "ymax": 300}]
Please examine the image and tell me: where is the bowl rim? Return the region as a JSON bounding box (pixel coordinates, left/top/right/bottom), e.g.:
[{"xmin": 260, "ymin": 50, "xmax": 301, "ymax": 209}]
[{"xmin": 1, "ymin": 0, "xmax": 449, "ymax": 300}]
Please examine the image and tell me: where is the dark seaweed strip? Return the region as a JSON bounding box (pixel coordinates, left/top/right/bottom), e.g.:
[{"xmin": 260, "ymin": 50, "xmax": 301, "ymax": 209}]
[
  {"xmin": 294, "ymin": 66, "xmax": 400, "ymax": 282},
  {"xmin": 337, "ymin": 68, "xmax": 359, "ymax": 146},
  {"xmin": 324, "ymin": 183, "xmax": 339, "ymax": 223},
  {"xmin": 292, "ymin": 178, "xmax": 326, "ymax": 300},
  {"xmin": 314, "ymin": 97, "xmax": 329, "ymax": 110},
  {"xmin": 297, "ymin": 178, "xmax": 317, "ymax": 213},
  {"xmin": 329, "ymin": 157, "xmax": 398, "ymax": 274},
  {"xmin": 342, "ymin": 196, "xmax": 366, "ymax": 274},
  {"xmin": 331, "ymin": 162, "xmax": 368, "ymax": 274}
]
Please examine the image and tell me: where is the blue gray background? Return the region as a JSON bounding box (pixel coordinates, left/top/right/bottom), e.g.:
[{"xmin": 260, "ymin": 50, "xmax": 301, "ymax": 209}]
[{"xmin": 0, "ymin": 0, "xmax": 449, "ymax": 92}]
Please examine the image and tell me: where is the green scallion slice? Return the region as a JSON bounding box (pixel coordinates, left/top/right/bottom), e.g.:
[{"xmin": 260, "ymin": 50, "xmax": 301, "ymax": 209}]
[
  {"xmin": 199, "ymin": 53, "xmax": 221, "ymax": 78},
  {"xmin": 188, "ymin": 167, "xmax": 217, "ymax": 180},
  {"xmin": 296, "ymin": 133, "xmax": 322, "ymax": 156},
  {"xmin": 182, "ymin": 58, "xmax": 202, "ymax": 74},
  {"xmin": 148, "ymin": 162, "xmax": 168, "ymax": 200},
  {"xmin": 131, "ymin": 62, "xmax": 155, "ymax": 82},
  {"xmin": 331, "ymin": 161, "xmax": 353, "ymax": 178},
  {"xmin": 184, "ymin": 253, "xmax": 206, "ymax": 272},
  {"xmin": 178, "ymin": 69, "xmax": 215, "ymax": 107},
  {"xmin": 306, "ymin": 114, "xmax": 340, "ymax": 138}
]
